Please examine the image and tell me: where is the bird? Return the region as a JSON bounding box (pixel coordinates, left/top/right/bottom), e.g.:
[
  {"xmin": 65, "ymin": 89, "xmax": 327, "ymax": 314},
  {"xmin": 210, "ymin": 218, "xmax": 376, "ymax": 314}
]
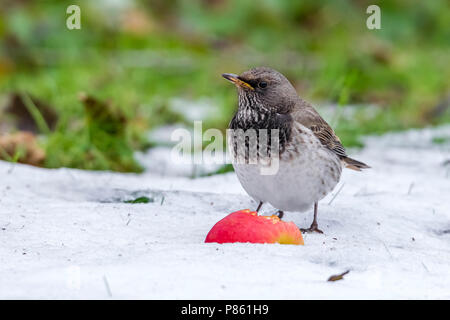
[{"xmin": 222, "ymin": 67, "xmax": 369, "ymax": 233}]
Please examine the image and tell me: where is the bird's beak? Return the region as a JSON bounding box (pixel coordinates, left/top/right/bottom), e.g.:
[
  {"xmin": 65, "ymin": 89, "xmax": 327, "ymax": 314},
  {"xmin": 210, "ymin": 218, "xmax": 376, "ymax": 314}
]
[{"xmin": 222, "ymin": 73, "xmax": 254, "ymax": 90}]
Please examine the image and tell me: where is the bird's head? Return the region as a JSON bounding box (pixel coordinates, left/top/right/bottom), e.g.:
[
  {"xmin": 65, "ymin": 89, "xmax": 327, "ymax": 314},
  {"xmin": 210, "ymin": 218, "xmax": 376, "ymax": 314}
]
[{"xmin": 222, "ymin": 67, "xmax": 298, "ymax": 114}]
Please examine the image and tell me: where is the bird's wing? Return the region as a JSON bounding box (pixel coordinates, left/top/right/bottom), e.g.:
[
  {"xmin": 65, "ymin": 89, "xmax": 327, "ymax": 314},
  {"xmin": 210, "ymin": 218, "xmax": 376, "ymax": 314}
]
[
  {"xmin": 291, "ymin": 102, "xmax": 370, "ymax": 171},
  {"xmin": 292, "ymin": 105, "xmax": 347, "ymax": 159},
  {"xmin": 309, "ymin": 120, "xmax": 347, "ymax": 158}
]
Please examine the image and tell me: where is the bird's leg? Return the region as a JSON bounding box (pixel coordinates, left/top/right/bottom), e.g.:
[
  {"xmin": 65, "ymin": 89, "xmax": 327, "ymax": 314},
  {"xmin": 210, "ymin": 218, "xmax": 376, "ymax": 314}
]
[
  {"xmin": 300, "ymin": 202, "xmax": 324, "ymax": 234},
  {"xmin": 276, "ymin": 210, "xmax": 284, "ymax": 219},
  {"xmin": 255, "ymin": 201, "xmax": 263, "ymax": 213}
]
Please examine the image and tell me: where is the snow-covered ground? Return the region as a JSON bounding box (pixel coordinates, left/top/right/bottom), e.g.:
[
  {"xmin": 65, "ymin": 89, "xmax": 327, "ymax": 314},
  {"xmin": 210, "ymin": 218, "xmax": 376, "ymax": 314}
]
[{"xmin": 1, "ymin": 126, "xmax": 449, "ymax": 299}]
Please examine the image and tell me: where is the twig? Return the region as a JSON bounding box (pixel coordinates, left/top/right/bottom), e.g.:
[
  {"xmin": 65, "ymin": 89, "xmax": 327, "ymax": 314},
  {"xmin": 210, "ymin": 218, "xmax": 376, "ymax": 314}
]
[
  {"xmin": 327, "ymin": 270, "xmax": 350, "ymax": 282},
  {"xmin": 103, "ymin": 275, "xmax": 112, "ymax": 297},
  {"xmin": 380, "ymin": 240, "xmax": 393, "ymax": 259},
  {"xmin": 407, "ymin": 182, "xmax": 414, "ymax": 195},
  {"xmin": 421, "ymin": 262, "xmax": 430, "ymax": 273},
  {"xmin": 328, "ymin": 183, "xmax": 345, "ymax": 205}
]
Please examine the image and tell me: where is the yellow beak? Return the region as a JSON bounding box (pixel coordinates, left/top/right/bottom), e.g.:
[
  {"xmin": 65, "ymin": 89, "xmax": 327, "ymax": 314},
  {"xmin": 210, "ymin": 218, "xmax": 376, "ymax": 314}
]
[{"xmin": 222, "ymin": 73, "xmax": 254, "ymax": 90}]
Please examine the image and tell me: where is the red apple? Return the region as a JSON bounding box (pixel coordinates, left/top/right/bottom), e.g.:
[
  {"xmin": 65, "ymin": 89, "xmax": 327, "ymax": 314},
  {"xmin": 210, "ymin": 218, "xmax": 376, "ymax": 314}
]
[{"xmin": 205, "ymin": 209, "xmax": 304, "ymax": 245}]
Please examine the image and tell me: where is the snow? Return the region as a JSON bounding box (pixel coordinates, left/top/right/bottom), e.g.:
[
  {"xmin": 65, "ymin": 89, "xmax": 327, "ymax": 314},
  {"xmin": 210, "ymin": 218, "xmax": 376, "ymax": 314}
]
[{"xmin": 0, "ymin": 126, "xmax": 450, "ymax": 299}]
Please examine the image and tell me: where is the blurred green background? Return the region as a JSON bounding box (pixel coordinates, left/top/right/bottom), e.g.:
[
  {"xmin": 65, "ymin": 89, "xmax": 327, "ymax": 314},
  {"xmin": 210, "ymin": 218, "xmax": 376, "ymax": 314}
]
[{"xmin": 0, "ymin": 0, "xmax": 449, "ymax": 173}]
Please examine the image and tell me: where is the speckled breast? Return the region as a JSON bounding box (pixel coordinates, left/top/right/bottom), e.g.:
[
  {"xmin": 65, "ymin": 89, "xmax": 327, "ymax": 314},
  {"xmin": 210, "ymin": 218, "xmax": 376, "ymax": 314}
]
[{"xmin": 229, "ymin": 123, "xmax": 342, "ymax": 212}]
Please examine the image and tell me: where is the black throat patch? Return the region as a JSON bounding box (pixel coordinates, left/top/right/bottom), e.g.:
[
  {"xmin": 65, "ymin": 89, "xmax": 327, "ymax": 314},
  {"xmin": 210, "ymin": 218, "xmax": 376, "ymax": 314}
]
[{"xmin": 228, "ymin": 106, "xmax": 293, "ymax": 161}]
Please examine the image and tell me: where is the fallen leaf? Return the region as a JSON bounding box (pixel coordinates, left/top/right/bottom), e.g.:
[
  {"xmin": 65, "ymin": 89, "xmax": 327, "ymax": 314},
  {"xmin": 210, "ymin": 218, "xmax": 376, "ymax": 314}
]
[
  {"xmin": 0, "ymin": 131, "xmax": 45, "ymax": 166},
  {"xmin": 327, "ymin": 270, "xmax": 350, "ymax": 282}
]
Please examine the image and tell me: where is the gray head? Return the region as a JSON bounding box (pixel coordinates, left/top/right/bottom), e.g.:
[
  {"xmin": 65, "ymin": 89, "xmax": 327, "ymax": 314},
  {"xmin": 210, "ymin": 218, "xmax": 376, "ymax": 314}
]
[{"xmin": 222, "ymin": 67, "xmax": 299, "ymax": 114}]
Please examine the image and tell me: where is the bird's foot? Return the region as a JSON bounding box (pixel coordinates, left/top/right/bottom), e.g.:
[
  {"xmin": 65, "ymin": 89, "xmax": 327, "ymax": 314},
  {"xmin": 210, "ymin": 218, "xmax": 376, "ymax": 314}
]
[
  {"xmin": 300, "ymin": 223, "xmax": 323, "ymax": 234},
  {"xmin": 255, "ymin": 201, "xmax": 263, "ymax": 213},
  {"xmin": 276, "ymin": 210, "xmax": 284, "ymax": 219}
]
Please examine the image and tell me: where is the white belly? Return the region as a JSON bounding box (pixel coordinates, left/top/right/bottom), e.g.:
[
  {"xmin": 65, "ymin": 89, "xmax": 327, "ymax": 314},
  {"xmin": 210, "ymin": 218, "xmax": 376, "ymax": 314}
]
[{"xmin": 230, "ymin": 124, "xmax": 342, "ymax": 212}]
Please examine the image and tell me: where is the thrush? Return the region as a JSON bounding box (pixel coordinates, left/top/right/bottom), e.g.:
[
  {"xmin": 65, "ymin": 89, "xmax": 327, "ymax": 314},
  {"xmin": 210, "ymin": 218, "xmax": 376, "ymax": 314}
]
[{"xmin": 223, "ymin": 67, "xmax": 369, "ymax": 233}]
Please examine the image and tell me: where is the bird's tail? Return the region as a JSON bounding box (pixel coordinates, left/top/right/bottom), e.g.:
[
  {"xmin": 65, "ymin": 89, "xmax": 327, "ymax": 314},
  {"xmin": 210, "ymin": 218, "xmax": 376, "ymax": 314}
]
[{"xmin": 342, "ymin": 157, "xmax": 370, "ymax": 171}]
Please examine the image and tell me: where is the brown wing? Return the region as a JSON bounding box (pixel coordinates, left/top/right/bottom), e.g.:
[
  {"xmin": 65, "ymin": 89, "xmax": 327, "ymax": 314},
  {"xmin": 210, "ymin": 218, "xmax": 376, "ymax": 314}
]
[
  {"xmin": 309, "ymin": 120, "xmax": 371, "ymax": 170},
  {"xmin": 292, "ymin": 105, "xmax": 347, "ymax": 159},
  {"xmin": 292, "ymin": 103, "xmax": 370, "ymax": 170},
  {"xmin": 309, "ymin": 121, "xmax": 347, "ymax": 158}
]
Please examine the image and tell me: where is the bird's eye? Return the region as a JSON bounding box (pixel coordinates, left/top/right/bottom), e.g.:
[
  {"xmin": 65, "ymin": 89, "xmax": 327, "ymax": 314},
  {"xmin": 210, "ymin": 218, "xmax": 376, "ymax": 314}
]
[{"xmin": 258, "ymin": 81, "xmax": 267, "ymax": 89}]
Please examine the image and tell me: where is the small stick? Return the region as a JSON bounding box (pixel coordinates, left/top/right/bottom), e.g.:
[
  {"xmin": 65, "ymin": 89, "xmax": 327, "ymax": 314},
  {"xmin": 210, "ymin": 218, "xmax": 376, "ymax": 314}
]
[
  {"xmin": 103, "ymin": 275, "xmax": 112, "ymax": 297},
  {"xmin": 380, "ymin": 240, "xmax": 393, "ymax": 259},
  {"xmin": 327, "ymin": 270, "xmax": 350, "ymax": 282},
  {"xmin": 328, "ymin": 183, "xmax": 345, "ymax": 205},
  {"xmin": 407, "ymin": 182, "xmax": 414, "ymax": 195},
  {"xmin": 421, "ymin": 262, "xmax": 430, "ymax": 273}
]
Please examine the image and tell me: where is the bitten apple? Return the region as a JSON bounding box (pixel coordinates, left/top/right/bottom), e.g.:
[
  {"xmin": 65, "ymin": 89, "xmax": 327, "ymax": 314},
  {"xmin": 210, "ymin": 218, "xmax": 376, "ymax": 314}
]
[{"xmin": 205, "ymin": 209, "xmax": 304, "ymax": 245}]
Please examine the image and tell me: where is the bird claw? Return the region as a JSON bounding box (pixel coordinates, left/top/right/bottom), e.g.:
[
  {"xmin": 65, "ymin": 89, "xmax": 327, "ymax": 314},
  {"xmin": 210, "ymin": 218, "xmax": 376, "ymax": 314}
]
[
  {"xmin": 276, "ymin": 210, "xmax": 284, "ymax": 219},
  {"xmin": 300, "ymin": 224, "xmax": 324, "ymax": 234}
]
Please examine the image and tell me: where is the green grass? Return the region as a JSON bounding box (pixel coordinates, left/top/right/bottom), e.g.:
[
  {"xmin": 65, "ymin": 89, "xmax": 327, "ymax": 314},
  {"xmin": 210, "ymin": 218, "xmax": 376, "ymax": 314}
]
[
  {"xmin": 0, "ymin": 0, "xmax": 449, "ymax": 172},
  {"xmin": 432, "ymin": 136, "xmax": 450, "ymax": 145},
  {"xmin": 124, "ymin": 196, "xmax": 153, "ymax": 204}
]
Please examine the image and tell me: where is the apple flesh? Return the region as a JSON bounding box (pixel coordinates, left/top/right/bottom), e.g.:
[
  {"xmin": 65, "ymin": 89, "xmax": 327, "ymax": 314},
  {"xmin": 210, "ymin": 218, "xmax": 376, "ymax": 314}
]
[{"xmin": 205, "ymin": 209, "xmax": 304, "ymax": 245}]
